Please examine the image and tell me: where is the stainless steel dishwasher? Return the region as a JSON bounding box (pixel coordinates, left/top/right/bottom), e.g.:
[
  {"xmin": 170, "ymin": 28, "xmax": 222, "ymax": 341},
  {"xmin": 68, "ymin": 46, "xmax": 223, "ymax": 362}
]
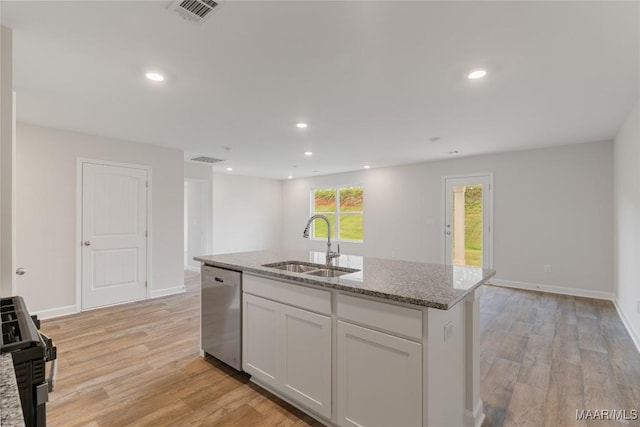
[{"xmin": 201, "ymin": 265, "xmax": 242, "ymax": 370}]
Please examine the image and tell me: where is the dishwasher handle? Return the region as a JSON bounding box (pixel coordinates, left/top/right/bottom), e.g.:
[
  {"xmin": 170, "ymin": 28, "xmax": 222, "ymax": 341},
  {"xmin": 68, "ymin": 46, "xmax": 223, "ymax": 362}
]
[
  {"xmin": 214, "ymin": 277, "xmax": 237, "ymax": 286},
  {"xmin": 202, "ymin": 266, "xmax": 241, "ymax": 287}
]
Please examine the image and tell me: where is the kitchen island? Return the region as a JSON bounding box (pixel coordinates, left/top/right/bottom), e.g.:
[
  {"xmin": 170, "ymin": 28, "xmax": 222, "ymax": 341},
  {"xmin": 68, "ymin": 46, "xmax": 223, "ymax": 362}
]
[
  {"xmin": 0, "ymin": 354, "xmax": 25, "ymax": 427},
  {"xmin": 196, "ymin": 251, "xmax": 495, "ymax": 427}
]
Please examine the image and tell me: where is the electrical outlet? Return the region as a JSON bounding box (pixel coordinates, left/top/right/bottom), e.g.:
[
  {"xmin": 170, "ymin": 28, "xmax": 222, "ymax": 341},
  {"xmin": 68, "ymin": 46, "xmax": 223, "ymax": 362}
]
[
  {"xmin": 444, "ymin": 321, "xmax": 453, "ymax": 342},
  {"xmin": 544, "ymin": 264, "xmax": 552, "ymax": 273}
]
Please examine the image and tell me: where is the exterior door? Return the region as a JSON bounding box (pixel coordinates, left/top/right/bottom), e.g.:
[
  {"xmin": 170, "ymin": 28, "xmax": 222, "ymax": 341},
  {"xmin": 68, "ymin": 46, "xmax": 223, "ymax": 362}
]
[
  {"xmin": 444, "ymin": 174, "xmax": 493, "ymax": 269},
  {"xmin": 81, "ymin": 162, "xmax": 148, "ymax": 310}
]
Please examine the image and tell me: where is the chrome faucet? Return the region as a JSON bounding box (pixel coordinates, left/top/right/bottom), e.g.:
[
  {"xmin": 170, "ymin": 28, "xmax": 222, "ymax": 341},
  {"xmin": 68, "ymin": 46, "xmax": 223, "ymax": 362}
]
[{"xmin": 303, "ymin": 214, "xmax": 341, "ymax": 265}]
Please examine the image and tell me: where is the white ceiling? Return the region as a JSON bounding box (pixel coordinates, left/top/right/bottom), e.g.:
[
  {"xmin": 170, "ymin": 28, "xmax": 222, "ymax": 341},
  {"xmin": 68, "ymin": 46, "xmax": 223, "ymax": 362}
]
[{"xmin": 2, "ymin": 1, "xmax": 638, "ymax": 179}]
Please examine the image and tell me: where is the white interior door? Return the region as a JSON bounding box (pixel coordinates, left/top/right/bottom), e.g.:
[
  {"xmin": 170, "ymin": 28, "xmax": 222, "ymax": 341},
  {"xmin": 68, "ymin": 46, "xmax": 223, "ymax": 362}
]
[
  {"xmin": 82, "ymin": 162, "xmax": 148, "ymax": 310},
  {"xmin": 444, "ymin": 174, "xmax": 493, "ymax": 269}
]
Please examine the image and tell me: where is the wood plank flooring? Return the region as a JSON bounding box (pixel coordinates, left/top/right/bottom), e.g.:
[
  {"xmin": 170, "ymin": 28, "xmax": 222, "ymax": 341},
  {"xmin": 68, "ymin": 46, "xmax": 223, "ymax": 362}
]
[
  {"xmin": 481, "ymin": 286, "xmax": 640, "ymax": 427},
  {"xmin": 41, "ymin": 273, "xmax": 322, "ymax": 427},
  {"xmin": 40, "ymin": 276, "xmax": 640, "ymax": 426}
]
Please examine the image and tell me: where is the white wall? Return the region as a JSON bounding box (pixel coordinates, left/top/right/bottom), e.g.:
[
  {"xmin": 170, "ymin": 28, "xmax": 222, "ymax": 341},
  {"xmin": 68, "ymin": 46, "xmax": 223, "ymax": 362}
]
[
  {"xmin": 15, "ymin": 123, "xmax": 184, "ymax": 315},
  {"xmin": 613, "ymin": 99, "xmax": 640, "ymax": 347},
  {"xmin": 184, "ymin": 180, "xmax": 207, "ymax": 270},
  {"xmin": 212, "ymin": 173, "xmax": 281, "ymax": 254},
  {"xmin": 282, "ymin": 141, "xmax": 614, "ymax": 296},
  {"xmin": 0, "ymin": 26, "xmax": 15, "ymax": 297},
  {"xmin": 185, "ymin": 160, "xmax": 213, "ymax": 182},
  {"xmin": 184, "ymin": 161, "xmax": 212, "ymax": 268},
  {"xmin": 184, "ymin": 161, "xmax": 282, "ymax": 256}
]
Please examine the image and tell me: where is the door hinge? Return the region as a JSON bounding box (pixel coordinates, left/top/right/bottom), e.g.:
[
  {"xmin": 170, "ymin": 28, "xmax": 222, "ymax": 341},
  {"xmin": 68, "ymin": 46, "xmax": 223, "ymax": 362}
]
[
  {"xmin": 145, "ymin": 281, "xmax": 148, "ymax": 288},
  {"xmin": 145, "ymin": 180, "xmax": 149, "ymax": 188},
  {"xmin": 145, "ymin": 230, "xmax": 148, "ymax": 238}
]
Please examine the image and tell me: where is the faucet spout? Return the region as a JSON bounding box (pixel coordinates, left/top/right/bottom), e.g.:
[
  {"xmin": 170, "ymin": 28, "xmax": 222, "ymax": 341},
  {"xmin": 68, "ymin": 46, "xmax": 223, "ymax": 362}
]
[{"xmin": 302, "ymin": 214, "xmax": 341, "ymax": 265}]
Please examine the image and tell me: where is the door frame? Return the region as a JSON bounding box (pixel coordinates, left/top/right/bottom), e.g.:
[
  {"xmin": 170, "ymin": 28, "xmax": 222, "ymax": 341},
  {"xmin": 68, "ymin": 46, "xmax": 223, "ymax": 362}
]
[
  {"xmin": 184, "ymin": 177, "xmax": 211, "ymax": 272},
  {"xmin": 75, "ymin": 158, "xmax": 152, "ymax": 312},
  {"xmin": 441, "ymin": 172, "xmax": 494, "ymax": 269}
]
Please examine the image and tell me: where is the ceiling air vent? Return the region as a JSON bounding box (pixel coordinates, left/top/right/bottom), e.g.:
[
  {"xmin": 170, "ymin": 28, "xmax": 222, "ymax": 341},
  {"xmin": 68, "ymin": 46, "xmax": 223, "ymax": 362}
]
[
  {"xmin": 191, "ymin": 156, "xmax": 224, "ymax": 164},
  {"xmin": 169, "ymin": 0, "xmax": 223, "ymax": 24}
]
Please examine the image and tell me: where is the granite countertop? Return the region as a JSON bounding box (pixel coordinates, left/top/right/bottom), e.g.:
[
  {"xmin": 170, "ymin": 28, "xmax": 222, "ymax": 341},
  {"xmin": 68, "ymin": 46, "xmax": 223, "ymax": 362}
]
[
  {"xmin": 0, "ymin": 353, "xmax": 25, "ymax": 427},
  {"xmin": 195, "ymin": 251, "xmax": 496, "ymax": 310}
]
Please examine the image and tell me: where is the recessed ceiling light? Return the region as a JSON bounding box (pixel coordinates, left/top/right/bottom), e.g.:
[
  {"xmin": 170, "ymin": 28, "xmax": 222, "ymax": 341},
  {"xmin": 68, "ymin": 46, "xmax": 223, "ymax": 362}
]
[
  {"xmin": 364, "ymin": 165, "xmax": 371, "ymax": 169},
  {"xmin": 467, "ymin": 70, "xmax": 487, "ymax": 80},
  {"xmin": 304, "ymin": 151, "xmax": 313, "ymax": 156},
  {"xmin": 296, "ymin": 123, "xmax": 308, "ymax": 129},
  {"xmin": 225, "ymin": 167, "xmax": 233, "ymax": 171},
  {"xmin": 287, "ymin": 175, "xmax": 293, "ymax": 179},
  {"xmin": 145, "ymin": 72, "xmax": 165, "ymax": 82}
]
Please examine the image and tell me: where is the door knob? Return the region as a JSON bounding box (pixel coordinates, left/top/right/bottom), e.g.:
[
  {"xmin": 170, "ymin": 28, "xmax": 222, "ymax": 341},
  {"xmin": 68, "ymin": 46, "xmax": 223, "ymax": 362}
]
[
  {"xmin": 446, "ymin": 231, "xmax": 451, "ymax": 235},
  {"xmin": 83, "ymin": 241, "xmax": 91, "ymax": 246},
  {"xmin": 16, "ymin": 268, "xmax": 26, "ymax": 276}
]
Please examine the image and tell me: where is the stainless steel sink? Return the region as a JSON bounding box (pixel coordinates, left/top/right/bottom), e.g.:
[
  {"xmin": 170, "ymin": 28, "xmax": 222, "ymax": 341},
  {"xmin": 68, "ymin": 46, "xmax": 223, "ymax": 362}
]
[
  {"xmin": 305, "ymin": 268, "xmax": 354, "ymax": 278},
  {"xmin": 262, "ymin": 261, "xmax": 359, "ymax": 278},
  {"xmin": 262, "ymin": 261, "xmax": 325, "ymax": 273}
]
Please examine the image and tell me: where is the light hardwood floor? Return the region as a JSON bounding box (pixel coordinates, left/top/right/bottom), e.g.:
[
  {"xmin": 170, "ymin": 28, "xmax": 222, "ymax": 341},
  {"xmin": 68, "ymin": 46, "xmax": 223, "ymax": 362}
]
[
  {"xmin": 40, "ymin": 275, "xmax": 640, "ymax": 427},
  {"xmin": 480, "ymin": 286, "xmax": 640, "ymax": 427}
]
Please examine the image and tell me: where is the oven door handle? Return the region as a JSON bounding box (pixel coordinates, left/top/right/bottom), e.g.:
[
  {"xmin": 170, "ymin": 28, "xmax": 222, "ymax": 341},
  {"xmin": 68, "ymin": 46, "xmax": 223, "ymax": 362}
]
[
  {"xmin": 38, "ymin": 331, "xmax": 58, "ymax": 392},
  {"xmin": 47, "ymin": 357, "xmax": 57, "ymax": 392}
]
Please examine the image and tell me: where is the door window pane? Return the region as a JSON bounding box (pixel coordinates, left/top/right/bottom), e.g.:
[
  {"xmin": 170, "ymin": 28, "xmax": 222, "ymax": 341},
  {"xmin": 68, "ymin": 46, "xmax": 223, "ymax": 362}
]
[
  {"xmin": 464, "ymin": 186, "xmax": 483, "ymax": 267},
  {"xmin": 452, "ymin": 185, "xmax": 483, "ymax": 267}
]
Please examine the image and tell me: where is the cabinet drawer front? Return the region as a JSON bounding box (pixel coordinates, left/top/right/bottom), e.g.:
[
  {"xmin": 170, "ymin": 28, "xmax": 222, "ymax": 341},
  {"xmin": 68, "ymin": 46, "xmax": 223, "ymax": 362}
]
[
  {"xmin": 244, "ymin": 274, "xmax": 331, "ymax": 315},
  {"xmin": 337, "ymin": 293, "xmax": 422, "ymax": 340}
]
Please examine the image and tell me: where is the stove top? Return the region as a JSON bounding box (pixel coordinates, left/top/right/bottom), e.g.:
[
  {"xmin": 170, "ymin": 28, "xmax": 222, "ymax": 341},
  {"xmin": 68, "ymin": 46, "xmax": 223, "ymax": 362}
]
[{"xmin": 1, "ymin": 297, "xmax": 44, "ymax": 357}]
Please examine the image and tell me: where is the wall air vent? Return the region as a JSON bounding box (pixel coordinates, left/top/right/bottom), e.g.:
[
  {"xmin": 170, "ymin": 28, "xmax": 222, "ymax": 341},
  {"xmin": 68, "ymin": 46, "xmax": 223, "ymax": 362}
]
[
  {"xmin": 169, "ymin": 0, "xmax": 223, "ymax": 24},
  {"xmin": 191, "ymin": 156, "xmax": 224, "ymax": 164}
]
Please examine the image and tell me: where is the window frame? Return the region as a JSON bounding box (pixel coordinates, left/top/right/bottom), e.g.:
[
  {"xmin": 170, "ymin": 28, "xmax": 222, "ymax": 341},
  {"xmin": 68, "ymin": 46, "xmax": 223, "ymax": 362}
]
[{"xmin": 309, "ymin": 184, "xmax": 364, "ymax": 243}]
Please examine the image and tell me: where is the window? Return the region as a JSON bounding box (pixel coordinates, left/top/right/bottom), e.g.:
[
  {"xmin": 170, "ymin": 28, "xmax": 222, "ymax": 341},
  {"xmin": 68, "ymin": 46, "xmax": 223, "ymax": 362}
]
[{"xmin": 311, "ymin": 186, "xmax": 363, "ymax": 242}]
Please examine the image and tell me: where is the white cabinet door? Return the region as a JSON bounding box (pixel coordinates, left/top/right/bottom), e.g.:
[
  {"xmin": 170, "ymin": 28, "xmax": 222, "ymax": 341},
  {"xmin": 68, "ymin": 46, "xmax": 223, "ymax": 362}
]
[
  {"xmin": 337, "ymin": 321, "xmax": 422, "ymax": 427},
  {"xmin": 243, "ymin": 294, "xmax": 280, "ymax": 388},
  {"xmin": 281, "ymin": 304, "xmax": 332, "ymax": 419},
  {"xmin": 244, "ymin": 292, "xmax": 333, "ymax": 419}
]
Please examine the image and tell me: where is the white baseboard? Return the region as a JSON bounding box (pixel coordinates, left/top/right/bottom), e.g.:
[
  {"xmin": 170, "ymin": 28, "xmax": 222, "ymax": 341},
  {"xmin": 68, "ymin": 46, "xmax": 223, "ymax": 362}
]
[
  {"xmin": 492, "ymin": 279, "xmax": 640, "ymax": 355},
  {"xmin": 465, "ymin": 400, "xmax": 485, "ymax": 427},
  {"xmin": 613, "ymin": 299, "xmax": 640, "ymax": 354},
  {"xmin": 34, "ymin": 304, "xmax": 78, "ymax": 320},
  {"xmin": 32, "ymin": 286, "xmax": 185, "ymax": 320},
  {"xmin": 250, "ymin": 377, "xmax": 332, "ymax": 426},
  {"xmin": 490, "ymin": 279, "xmax": 615, "ymax": 301},
  {"xmin": 184, "ymin": 265, "xmax": 200, "ymax": 273},
  {"xmin": 151, "ymin": 285, "xmax": 186, "ymax": 298}
]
